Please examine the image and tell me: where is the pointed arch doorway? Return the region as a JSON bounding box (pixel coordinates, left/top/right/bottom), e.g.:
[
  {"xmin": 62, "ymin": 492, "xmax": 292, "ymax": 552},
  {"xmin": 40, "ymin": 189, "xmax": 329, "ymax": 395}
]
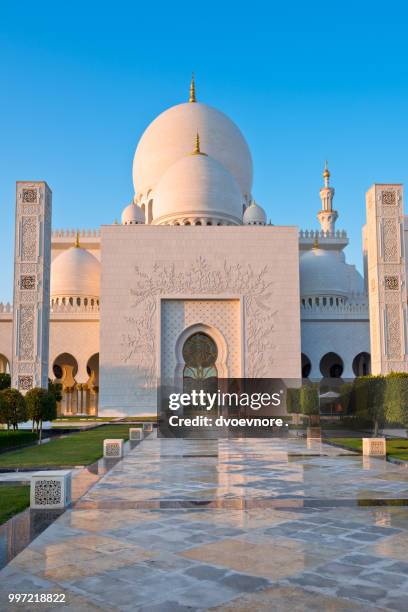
[{"xmin": 182, "ymin": 332, "xmax": 218, "ymax": 407}]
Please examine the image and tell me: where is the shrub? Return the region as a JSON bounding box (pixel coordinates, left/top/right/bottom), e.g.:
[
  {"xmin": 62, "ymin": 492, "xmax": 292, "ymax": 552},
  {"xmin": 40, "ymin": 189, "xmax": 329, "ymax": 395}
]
[
  {"xmin": 286, "ymin": 387, "xmax": 301, "ymax": 414},
  {"xmin": 25, "ymin": 387, "xmax": 57, "ymax": 441},
  {"xmin": 0, "ymin": 373, "xmax": 11, "ymax": 390},
  {"xmin": 0, "ymin": 389, "xmax": 27, "ymax": 430},
  {"xmin": 384, "ymin": 372, "xmax": 408, "ymax": 427},
  {"xmin": 300, "ymin": 383, "xmax": 319, "ymax": 417}
]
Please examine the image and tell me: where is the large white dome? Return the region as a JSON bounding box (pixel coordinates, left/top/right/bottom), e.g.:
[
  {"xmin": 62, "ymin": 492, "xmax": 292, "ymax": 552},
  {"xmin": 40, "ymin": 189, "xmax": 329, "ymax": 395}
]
[
  {"xmin": 51, "ymin": 246, "xmax": 100, "ymax": 298},
  {"xmin": 300, "ymin": 248, "xmax": 364, "ymax": 298},
  {"xmin": 152, "ymin": 151, "xmax": 243, "ymax": 226},
  {"xmin": 133, "ymin": 102, "xmax": 253, "ymax": 200}
]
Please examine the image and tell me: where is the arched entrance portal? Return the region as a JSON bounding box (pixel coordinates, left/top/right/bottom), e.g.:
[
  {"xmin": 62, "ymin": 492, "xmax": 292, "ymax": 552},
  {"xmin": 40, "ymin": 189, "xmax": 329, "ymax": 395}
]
[{"xmin": 182, "ymin": 332, "xmax": 218, "ymax": 405}]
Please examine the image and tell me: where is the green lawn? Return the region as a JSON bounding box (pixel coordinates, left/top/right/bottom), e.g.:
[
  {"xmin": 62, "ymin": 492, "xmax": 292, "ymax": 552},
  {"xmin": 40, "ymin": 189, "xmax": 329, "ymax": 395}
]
[
  {"xmin": 0, "ymin": 424, "xmax": 134, "ymax": 469},
  {"xmin": 0, "ymin": 431, "xmax": 38, "ymax": 451},
  {"xmin": 0, "ymin": 485, "xmax": 30, "ymax": 525},
  {"xmin": 328, "ymin": 437, "xmax": 408, "ymax": 461}
]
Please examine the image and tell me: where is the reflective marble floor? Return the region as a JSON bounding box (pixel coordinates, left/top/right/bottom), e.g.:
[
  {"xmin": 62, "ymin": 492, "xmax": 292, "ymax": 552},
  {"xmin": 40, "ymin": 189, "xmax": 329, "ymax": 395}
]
[{"xmin": 1, "ymin": 434, "xmax": 408, "ymax": 611}]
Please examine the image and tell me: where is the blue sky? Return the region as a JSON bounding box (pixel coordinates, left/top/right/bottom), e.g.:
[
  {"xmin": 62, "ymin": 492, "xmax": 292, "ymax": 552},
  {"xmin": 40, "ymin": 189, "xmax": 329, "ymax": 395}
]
[{"xmin": 1, "ymin": 1, "xmax": 408, "ymax": 300}]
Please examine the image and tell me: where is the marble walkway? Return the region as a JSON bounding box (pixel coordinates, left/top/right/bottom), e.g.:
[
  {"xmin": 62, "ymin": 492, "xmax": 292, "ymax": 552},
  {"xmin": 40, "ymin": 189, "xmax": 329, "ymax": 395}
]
[{"xmin": 1, "ymin": 434, "xmax": 408, "ymax": 611}]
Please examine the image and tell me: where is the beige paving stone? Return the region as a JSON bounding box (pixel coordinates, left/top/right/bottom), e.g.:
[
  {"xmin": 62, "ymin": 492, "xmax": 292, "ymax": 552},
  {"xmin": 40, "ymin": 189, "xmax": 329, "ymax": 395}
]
[
  {"xmin": 181, "ymin": 538, "xmax": 326, "ymax": 580},
  {"xmin": 368, "ymin": 531, "xmax": 408, "ymax": 561},
  {"xmin": 211, "ymin": 585, "xmax": 383, "ymax": 612}
]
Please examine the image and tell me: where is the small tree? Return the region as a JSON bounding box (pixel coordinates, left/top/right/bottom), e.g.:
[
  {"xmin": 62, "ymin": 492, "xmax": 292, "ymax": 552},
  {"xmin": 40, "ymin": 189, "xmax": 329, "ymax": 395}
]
[
  {"xmin": 0, "ymin": 389, "xmax": 27, "ymax": 430},
  {"xmin": 300, "ymin": 383, "xmax": 319, "ymax": 423},
  {"xmin": 286, "ymin": 386, "xmax": 301, "ymax": 425},
  {"xmin": 384, "ymin": 372, "xmax": 408, "ymax": 428},
  {"xmin": 25, "ymin": 387, "xmax": 57, "ymax": 442},
  {"xmin": 0, "ymin": 373, "xmax": 11, "ymax": 390},
  {"xmin": 365, "ymin": 375, "xmax": 386, "ymax": 436}
]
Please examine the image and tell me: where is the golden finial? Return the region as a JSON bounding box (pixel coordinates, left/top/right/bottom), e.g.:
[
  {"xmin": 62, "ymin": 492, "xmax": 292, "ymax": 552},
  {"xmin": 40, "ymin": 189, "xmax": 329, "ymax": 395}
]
[
  {"xmin": 191, "ymin": 132, "xmax": 207, "ymax": 156},
  {"xmin": 74, "ymin": 230, "xmax": 80, "ymax": 248},
  {"xmin": 189, "ymin": 73, "xmax": 196, "ymax": 103},
  {"xmin": 323, "ymin": 160, "xmax": 330, "ymax": 179}
]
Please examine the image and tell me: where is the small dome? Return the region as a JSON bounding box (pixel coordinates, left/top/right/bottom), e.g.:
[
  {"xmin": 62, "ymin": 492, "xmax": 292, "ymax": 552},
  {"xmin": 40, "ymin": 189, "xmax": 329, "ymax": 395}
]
[
  {"xmin": 243, "ymin": 201, "xmax": 267, "ymax": 225},
  {"xmin": 300, "ymin": 248, "xmax": 364, "ymax": 298},
  {"xmin": 121, "ymin": 203, "xmax": 145, "ymax": 225},
  {"xmin": 51, "ymin": 246, "xmax": 100, "ymax": 298},
  {"xmin": 133, "ymin": 102, "xmax": 253, "ymax": 200},
  {"xmin": 152, "ymin": 151, "xmax": 243, "ymax": 226}
]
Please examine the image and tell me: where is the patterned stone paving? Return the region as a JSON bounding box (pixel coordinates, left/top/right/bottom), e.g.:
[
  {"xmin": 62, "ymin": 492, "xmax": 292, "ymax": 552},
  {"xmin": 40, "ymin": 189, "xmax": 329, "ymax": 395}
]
[{"xmin": 1, "ymin": 434, "xmax": 408, "ymax": 610}]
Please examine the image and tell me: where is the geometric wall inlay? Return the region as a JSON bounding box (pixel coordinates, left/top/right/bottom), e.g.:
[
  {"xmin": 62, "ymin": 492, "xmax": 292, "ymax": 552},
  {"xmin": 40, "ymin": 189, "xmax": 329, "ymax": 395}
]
[
  {"xmin": 382, "ymin": 190, "xmax": 396, "ymax": 206},
  {"xmin": 20, "ymin": 275, "xmax": 36, "ymax": 290},
  {"xmin": 18, "ymin": 375, "xmax": 33, "ymax": 391},
  {"xmin": 384, "ymin": 275, "xmax": 399, "ymax": 290},
  {"xmin": 22, "ymin": 188, "xmax": 37, "ymax": 203}
]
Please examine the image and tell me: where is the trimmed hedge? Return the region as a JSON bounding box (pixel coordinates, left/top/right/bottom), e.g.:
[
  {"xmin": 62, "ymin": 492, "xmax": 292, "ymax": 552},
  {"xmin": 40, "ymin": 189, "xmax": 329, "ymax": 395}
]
[{"xmin": 0, "ymin": 430, "xmax": 38, "ymax": 451}]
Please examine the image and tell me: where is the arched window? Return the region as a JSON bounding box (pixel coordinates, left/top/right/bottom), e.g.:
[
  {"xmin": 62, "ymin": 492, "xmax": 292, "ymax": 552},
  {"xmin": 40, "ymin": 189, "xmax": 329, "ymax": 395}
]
[
  {"xmin": 301, "ymin": 353, "xmax": 312, "ymax": 378},
  {"xmin": 352, "ymin": 352, "xmax": 371, "ymax": 377},
  {"xmin": 320, "ymin": 352, "xmax": 344, "ymax": 378}
]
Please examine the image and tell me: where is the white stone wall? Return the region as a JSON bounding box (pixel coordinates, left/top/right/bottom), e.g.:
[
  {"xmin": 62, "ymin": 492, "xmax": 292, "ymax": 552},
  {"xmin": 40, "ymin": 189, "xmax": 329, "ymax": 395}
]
[
  {"xmin": 301, "ymin": 320, "xmax": 370, "ymax": 379},
  {"xmin": 49, "ymin": 319, "xmax": 99, "ymax": 383},
  {"xmin": 0, "ymin": 316, "xmax": 12, "ymax": 370},
  {"xmin": 99, "ymin": 225, "xmax": 301, "ymax": 416}
]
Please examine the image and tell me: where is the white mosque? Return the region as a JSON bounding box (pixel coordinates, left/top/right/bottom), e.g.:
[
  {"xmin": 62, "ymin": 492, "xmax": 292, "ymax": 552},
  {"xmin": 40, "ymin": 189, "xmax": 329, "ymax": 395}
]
[{"xmin": 0, "ymin": 78, "xmax": 406, "ymax": 416}]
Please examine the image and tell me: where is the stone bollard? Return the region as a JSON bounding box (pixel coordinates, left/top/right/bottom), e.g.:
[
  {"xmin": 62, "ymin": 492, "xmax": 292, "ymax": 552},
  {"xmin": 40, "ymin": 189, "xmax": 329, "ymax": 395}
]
[
  {"xmin": 306, "ymin": 427, "xmax": 321, "ymax": 441},
  {"xmin": 103, "ymin": 438, "xmax": 124, "ymax": 458},
  {"xmin": 362, "ymin": 438, "xmax": 386, "ymax": 456},
  {"xmin": 143, "ymin": 422, "xmax": 154, "ymax": 433},
  {"xmin": 30, "ymin": 470, "xmax": 72, "ymax": 509},
  {"xmin": 129, "ymin": 428, "xmax": 143, "ymax": 441}
]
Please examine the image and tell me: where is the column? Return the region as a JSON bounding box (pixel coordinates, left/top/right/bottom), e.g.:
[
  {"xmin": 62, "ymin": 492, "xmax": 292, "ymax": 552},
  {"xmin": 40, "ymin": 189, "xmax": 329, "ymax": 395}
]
[
  {"xmin": 11, "ymin": 182, "xmax": 52, "ymax": 392},
  {"xmin": 365, "ymin": 184, "xmax": 408, "ymax": 374}
]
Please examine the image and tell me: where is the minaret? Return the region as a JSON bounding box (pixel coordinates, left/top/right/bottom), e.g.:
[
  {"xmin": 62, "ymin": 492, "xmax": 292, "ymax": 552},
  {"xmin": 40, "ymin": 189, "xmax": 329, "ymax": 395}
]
[{"xmin": 317, "ymin": 161, "xmax": 338, "ymax": 235}]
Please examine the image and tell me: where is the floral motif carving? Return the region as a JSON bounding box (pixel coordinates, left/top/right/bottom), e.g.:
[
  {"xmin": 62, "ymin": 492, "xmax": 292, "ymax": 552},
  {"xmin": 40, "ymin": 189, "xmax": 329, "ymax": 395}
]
[
  {"xmin": 21, "ymin": 217, "xmax": 37, "ymax": 261},
  {"xmin": 386, "ymin": 303, "xmax": 401, "ymax": 358},
  {"xmin": 383, "ymin": 219, "xmax": 398, "ymax": 262},
  {"xmin": 19, "ymin": 305, "xmax": 35, "ymax": 360},
  {"xmin": 122, "ymin": 258, "xmax": 275, "ymax": 381}
]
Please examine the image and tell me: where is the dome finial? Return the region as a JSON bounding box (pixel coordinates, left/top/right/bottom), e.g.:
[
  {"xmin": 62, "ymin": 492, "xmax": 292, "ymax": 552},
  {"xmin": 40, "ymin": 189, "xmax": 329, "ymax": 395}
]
[
  {"xmin": 74, "ymin": 230, "xmax": 80, "ymax": 248},
  {"xmin": 189, "ymin": 73, "xmax": 196, "ymax": 103},
  {"xmin": 323, "ymin": 160, "xmax": 330, "ymax": 186},
  {"xmin": 192, "ymin": 131, "xmax": 207, "ymax": 156}
]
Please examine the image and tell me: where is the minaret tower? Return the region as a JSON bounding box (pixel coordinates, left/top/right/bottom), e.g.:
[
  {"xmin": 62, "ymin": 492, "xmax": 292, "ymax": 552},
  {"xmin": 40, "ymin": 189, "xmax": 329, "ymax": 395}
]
[{"xmin": 317, "ymin": 161, "xmax": 338, "ymax": 235}]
